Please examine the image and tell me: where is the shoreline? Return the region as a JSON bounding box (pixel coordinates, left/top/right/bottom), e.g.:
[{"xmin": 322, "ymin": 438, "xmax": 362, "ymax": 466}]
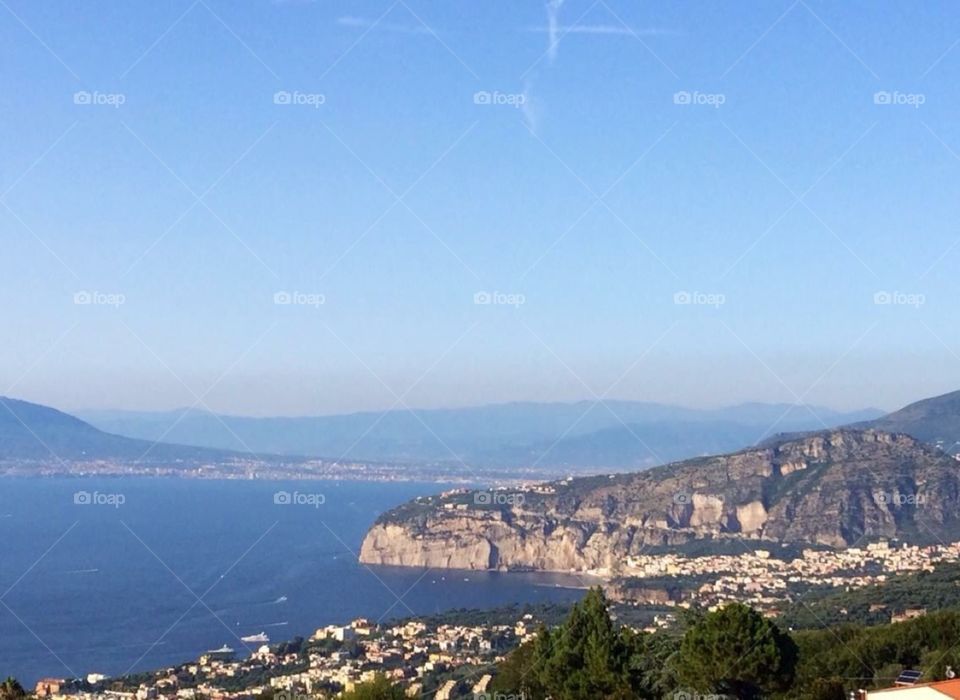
[{"xmin": 0, "ymin": 466, "xmax": 599, "ymax": 488}]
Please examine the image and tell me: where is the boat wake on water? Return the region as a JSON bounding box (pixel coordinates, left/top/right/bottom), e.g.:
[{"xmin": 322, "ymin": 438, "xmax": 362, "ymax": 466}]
[{"xmin": 213, "ymin": 595, "xmax": 288, "ymax": 615}]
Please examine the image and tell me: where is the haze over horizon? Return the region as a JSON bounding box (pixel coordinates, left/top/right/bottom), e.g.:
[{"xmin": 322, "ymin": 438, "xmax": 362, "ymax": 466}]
[
  {"xmin": 70, "ymin": 395, "xmax": 889, "ymax": 420},
  {"xmin": 5, "ymin": 0, "xmax": 960, "ymax": 416}
]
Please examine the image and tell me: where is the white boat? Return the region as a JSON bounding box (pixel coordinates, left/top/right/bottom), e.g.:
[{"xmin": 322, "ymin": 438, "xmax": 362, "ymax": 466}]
[
  {"xmin": 203, "ymin": 644, "xmax": 235, "ymax": 660},
  {"xmin": 241, "ymin": 632, "xmax": 269, "ymax": 643}
]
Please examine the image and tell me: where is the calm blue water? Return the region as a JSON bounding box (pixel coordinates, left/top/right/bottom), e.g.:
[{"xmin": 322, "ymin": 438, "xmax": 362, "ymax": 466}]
[{"xmin": 0, "ymin": 479, "xmax": 587, "ymax": 684}]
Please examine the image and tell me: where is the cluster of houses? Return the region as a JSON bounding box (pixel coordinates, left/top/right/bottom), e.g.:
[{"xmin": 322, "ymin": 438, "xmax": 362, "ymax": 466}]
[
  {"xmin": 621, "ymin": 539, "xmax": 960, "ymax": 613},
  {"xmin": 32, "ymin": 614, "xmax": 541, "ymax": 700}
]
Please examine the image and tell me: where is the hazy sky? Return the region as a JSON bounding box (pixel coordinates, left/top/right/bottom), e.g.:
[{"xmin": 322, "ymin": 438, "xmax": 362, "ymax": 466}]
[{"xmin": 2, "ymin": 0, "xmax": 960, "ymax": 416}]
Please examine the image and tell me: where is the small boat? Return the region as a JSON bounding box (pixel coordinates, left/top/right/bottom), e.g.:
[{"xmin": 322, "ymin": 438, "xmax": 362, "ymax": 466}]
[{"xmin": 241, "ymin": 632, "xmax": 270, "ymax": 643}]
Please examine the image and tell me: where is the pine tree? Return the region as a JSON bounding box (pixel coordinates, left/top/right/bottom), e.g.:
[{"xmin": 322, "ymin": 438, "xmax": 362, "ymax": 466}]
[
  {"xmin": 0, "ymin": 678, "xmax": 25, "ymax": 700},
  {"xmin": 677, "ymin": 602, "xmax": 798, "ymax": 699},
  {"xmin": 493, "ymin": 587, "xmax": 647, "ymax": 700}
]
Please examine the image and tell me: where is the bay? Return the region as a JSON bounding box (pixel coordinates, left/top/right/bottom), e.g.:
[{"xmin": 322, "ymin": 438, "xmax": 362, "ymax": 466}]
[{"xmin": 0, "ymin": 478, "xmax": 588, "ymax": 684}]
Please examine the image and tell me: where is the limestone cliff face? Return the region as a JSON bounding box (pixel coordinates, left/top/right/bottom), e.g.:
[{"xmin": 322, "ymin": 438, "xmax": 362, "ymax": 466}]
[{"xmin": 359, "ymin": 430, "xmax": 960, "ymax": 571}]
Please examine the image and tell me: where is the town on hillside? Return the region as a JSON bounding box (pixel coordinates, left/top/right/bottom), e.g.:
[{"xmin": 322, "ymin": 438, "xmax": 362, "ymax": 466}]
[{"xmin": 24, "ymin": 536, "xmax": 960, "ymax": 700}]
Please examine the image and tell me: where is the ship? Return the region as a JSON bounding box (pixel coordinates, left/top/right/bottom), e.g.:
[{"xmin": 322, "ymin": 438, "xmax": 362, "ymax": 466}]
[
  {"xmin": 201, "ymin": 645, "xmax": 235, "ymax": 662},
  {"xmin": 240, "ymin": 632, "xmax": 270, "ymax": 644}
]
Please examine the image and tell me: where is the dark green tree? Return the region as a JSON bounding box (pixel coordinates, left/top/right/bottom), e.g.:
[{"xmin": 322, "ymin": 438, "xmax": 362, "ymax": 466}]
[
  {"xmin": 800, "ymin": 676, "xmax": 847, "ymax": 700},
  {"xmin": 677, "ymin": 602, "xmax": 798, "ymax": 699},
  {"xmin": 492, "ymin": 587, "xmax": 650, "ymax": 699},
  {"xmin": 0, "ymin": 678, "xmax": 25, "ymax": 700},
  {"xmin": 491, "ymin": 634, "xmax": 545, "ymax": 698}
]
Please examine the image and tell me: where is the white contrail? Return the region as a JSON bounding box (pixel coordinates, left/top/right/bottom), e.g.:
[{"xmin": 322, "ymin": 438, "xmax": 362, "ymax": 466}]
[
  {"xmin": 520, "ymin": 79, "xmax": 537, "ymax": 133},
  {"xmin": 529, "ymin": 24, "xmax": 676, "ymax": 36},
  {"xmin": 547, "ymin": 0, "xmax": 565, "ymax": 62}
]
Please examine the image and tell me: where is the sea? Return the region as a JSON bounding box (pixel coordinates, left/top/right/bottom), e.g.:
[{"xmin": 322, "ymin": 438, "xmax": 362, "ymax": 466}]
[{"xmin": 0, "ymin": 478, "xmax": 590, "ymax": 685}]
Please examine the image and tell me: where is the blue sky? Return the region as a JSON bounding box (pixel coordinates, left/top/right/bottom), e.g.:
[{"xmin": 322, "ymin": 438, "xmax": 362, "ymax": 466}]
[{"xmin": 2, "ymin": 0, "xmax": 960, "ymax": 415}]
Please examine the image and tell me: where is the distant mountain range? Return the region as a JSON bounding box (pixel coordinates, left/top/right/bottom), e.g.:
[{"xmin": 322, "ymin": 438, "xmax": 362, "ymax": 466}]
[
  {"xmin": 8, "ymin": 390, "xmax": 960, "ymax": 482},
  {"xmin": 0, "ymin": 397, "xmax": 241, "ymax": 465},
  {"xmin": 76, "ymin": 401, "xmax": 884, "ymax": 470}
]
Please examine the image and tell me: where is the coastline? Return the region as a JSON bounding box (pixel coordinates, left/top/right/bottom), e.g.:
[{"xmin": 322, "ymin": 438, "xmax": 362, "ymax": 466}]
[{"xmin": 0, "ymin": 462, "xmax": 596, "ymax": 488}]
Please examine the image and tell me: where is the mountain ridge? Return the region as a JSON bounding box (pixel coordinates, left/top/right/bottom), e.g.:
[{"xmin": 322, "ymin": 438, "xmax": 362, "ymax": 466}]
[
  {"xmin": 76, "ymin": 400, "xmax": 883, "ymax": 468},
  {"xmin": 359, "ymin": 428, "xmax": 960, "ymax": 571},
  {"xmin": 0, "ymin": 396, "xmax": 255, "ymax": 464},
  {"xmin": 852, "ymin": 389, "xmax": 960, "ymax": 450}
]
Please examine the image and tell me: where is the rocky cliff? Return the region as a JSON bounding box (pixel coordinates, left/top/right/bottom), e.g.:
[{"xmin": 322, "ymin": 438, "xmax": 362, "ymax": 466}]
[{"xmin": 359, "ymin": 430, "xmax": 960, "ymax": 572}]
